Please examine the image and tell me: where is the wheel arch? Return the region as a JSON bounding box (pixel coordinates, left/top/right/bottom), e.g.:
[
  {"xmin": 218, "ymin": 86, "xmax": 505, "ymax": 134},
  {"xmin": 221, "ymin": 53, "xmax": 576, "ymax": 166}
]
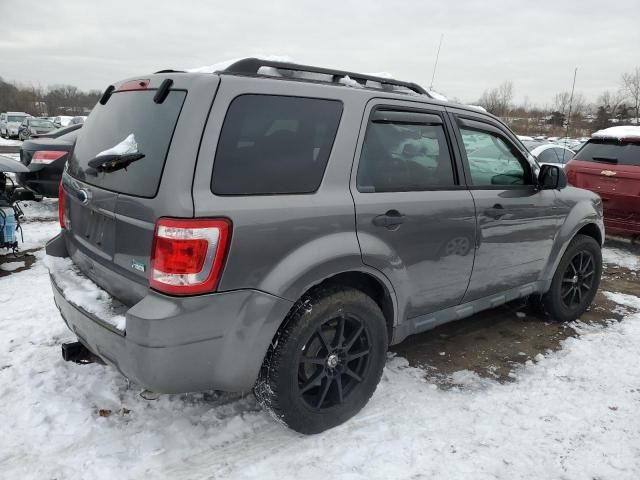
[{"xmin": 541, "ymin": 203, "xmax": 604, "ymax": 290}]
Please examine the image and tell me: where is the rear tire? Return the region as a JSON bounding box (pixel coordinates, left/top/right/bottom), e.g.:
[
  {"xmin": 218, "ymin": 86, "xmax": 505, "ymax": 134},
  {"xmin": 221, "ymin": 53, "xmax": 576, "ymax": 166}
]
[
  {"xmin": 254, "ymin": 286, "xmax": 388, "ymax": 434},
  {"xmin": 535, "ymin": 234, "xmax": 602, "ymax": 322}
]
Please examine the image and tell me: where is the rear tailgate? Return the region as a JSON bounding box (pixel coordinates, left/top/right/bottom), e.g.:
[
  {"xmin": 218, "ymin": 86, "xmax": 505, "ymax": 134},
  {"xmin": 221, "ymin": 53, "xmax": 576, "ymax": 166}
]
[
  {"xmin": 62, "ymin": 73, "xmax": 220, "ymax": 305},
  {"xmin": 567, "ymin": 138, "xmax": 640, "ymax": 223},
  {"xmin": 567, "ymin": 159, "xmax": 640, "ymax": 216}
]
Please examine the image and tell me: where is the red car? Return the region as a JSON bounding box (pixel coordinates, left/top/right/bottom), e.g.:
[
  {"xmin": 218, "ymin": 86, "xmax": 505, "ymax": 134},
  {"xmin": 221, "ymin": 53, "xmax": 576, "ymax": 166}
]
[{"xmin": 566, "ymin": 126, "xmax": 640, "ymax": 238}]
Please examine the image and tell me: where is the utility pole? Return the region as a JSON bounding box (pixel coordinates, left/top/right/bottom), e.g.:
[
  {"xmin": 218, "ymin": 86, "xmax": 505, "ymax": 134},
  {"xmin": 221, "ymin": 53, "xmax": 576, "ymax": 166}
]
[
  {"xmin": 565, "ymin": 67, "xmax": 578, "ymax": 140},
  {"xmin": 429, "ymin": 34, "xmax": 444, "ymax": 91}
]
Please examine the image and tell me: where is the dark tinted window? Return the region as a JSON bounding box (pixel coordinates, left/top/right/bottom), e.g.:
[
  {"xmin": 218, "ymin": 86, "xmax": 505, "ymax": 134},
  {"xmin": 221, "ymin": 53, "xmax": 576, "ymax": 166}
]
[
  {"xmin": 212, "ymin": 95, "xmax": 342, "ymax": 195},
  {"xmin": 67, "ymin": 90, "xmax": 186, "ymax": 198},
  {"xmin": 576, "ymin": 140, "xmax": 640, "ymax": 166},
  {"xmin": 357, "ymin": 119, "xmax": 455, "ymax": 192}
]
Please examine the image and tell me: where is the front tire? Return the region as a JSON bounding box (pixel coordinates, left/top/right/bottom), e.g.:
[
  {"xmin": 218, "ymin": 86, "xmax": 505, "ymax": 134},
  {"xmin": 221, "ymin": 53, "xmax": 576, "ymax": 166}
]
[
  {"xmin": 255, "ymin": 286, "xmax": 388, "ymax": 434},
  {"xmin": 537, "ymin": 234, "xmax": 602, "ymax": 322}
]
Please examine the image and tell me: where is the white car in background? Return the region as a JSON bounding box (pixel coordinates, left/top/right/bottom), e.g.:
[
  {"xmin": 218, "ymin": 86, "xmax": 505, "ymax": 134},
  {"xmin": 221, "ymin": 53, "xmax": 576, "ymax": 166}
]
[
  {"xmin": 522, "ymin": 141, "xmax": 575, "ymax": 168},
  {"xmin": 0, "ymin": 111, "xmax": 31, "ymax": 138},
  {"xmin": 53, "ymin": 115, "xmax": 75, "ymax": 128}
]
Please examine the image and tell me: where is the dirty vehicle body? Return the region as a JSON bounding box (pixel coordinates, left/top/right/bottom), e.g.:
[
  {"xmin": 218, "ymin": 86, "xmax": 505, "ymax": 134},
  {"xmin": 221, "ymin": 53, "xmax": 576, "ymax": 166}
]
[{"xmin": 46, "ymin": 59, "xmax": 604, "ymax": 433}]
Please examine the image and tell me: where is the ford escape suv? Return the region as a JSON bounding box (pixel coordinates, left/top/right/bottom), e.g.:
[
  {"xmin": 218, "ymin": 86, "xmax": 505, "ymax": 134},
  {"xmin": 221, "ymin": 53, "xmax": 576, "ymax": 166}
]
[{"xmin": 46, "ymin": 58, "xmax": 604, "ymax": 434}]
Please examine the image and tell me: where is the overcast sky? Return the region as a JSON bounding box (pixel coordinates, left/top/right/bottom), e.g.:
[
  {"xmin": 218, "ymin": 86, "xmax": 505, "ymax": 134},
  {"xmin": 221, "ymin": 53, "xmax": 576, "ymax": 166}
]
[{"xmin": 1, "ymin": 0, "xmax": 638, "ymax": 106}]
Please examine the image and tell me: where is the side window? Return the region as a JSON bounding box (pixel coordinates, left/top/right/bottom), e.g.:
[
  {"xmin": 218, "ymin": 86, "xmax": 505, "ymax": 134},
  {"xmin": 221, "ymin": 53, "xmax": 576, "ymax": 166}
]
[
  {"xmin": 537, "ymin": 148, "xmax": 559, "ymax": 164},
  {"xmin": 459, "ymin": 127, "xmax": 528, "ymax": 186},
  {"xmin": 356, "ymin": 115, "xmax": 456, "ymax": 192},
  {"xmin": 559, "ymin": 148, "xmax": 574, "ymax": 164},
  {"xmin": 211, "ymin": 95, "xmax": 343, "ymax": 195}
]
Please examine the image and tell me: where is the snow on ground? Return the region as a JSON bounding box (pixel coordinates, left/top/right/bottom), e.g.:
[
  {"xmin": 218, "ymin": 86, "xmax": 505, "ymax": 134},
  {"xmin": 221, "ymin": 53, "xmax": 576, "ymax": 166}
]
[
  {"xmin": 603, "ymin": 245, "xmax": 640, "ymax": 271},
  {"xmin": 0, "ymin": 137, "xmax": 22, "ymax": 147},
  {"xmin": 1, "ymin": 223, "xmax": 640, "ymax": 479}
]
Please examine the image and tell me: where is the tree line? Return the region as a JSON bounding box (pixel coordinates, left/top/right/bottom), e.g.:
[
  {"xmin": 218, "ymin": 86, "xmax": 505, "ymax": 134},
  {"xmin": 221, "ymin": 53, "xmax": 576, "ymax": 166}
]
[
  {"xmin": 0, "ymin": 77, "xmax": 101, "ymax": 116},
  {"xmin": 475, "ymin": 67, "xmax": 640, "ymax": 137}
]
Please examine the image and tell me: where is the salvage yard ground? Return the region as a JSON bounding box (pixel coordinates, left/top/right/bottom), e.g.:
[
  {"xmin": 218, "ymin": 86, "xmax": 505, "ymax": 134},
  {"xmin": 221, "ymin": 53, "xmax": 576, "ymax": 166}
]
[{"xmin": 1, "ymin": 202, "xmax": 639, "ymax": 479}]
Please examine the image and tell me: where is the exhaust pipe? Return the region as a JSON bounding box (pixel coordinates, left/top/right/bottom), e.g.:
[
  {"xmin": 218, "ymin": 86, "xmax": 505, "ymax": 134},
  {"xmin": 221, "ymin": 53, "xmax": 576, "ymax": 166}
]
[{"xmin": 61, "ymin": 341, "xmax": 102, "ymax": 364}]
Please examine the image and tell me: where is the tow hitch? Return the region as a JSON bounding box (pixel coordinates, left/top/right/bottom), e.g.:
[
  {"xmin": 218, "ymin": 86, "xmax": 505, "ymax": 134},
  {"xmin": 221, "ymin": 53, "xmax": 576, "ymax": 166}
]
[{"xmin": 61, "ymin": 341, "xmax": 102, "ymax": 364}]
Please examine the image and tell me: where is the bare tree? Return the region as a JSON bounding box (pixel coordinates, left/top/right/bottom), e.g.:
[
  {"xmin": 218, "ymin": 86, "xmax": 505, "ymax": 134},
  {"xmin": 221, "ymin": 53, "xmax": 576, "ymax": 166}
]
[
  {"xmin": 621, "ymin": 67, "xmax": 640, "ymax": 122},
  {"xmin": 478, "ymin": 88, "xmax": 501, "ymax": 115},
  {"xmin": 553, "ymin": 91, "xmax": 571, "ymax": 115},
  {"xmin": 477, "ymin": 80, "xmax": 513, "ymax": 119},
  {"xmin": 497, "ymin": 81, "xmax": 514, "ymax": 118}
]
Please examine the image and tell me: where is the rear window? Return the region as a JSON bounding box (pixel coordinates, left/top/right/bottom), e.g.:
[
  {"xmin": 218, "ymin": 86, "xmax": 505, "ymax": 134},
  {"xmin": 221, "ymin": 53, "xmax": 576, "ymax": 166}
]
[
  {"xmin": 67, "ymin": 90, "xmax": 186, "ymax": 197},
  {"xmin": 576, "ymin": 140, "xmax": 640, "ymax": 166},
  {"xmin": 211, "ymin": 95, "xmax": 342, "ymax": 195}
]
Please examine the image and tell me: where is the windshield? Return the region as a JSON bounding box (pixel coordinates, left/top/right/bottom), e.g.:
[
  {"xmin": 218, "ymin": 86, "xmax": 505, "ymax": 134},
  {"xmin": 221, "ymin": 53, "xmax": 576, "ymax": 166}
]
[
  {"xmin": 30, "ymin": 119, "xmax": 54, "ymax": 128},
  {"xmin": 67, "ymin": 89, "xmax": 186, "ymax": 197},
  {"xmin": 8, "ymin": 115, "xmax": 27, "ymax": 122}
]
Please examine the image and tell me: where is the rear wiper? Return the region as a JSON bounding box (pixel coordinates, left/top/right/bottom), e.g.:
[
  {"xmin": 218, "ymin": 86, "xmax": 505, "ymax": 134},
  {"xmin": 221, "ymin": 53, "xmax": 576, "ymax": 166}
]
[
  {"xmin": 591, "ymin": 156, "xmax": 618, "ymax": 163},
  {"xmin": 87, "ymin": 153, "xmax": 145, "ymax": 173}
]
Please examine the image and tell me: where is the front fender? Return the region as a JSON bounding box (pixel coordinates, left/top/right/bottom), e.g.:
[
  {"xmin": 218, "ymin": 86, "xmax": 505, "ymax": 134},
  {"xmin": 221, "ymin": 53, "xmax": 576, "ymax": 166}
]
[{"xmin": 540, "ymin": 195, "xmax": 604, "ymax": 289}]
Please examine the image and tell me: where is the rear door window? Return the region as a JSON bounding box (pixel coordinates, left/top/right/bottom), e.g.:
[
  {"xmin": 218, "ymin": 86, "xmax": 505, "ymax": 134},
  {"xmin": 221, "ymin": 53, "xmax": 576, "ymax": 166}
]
[
  {"xmin": 211, "ymin": 95, "xmax": 342, "ymax": 195},
  {"xmin": 356, "ymin": 112, "xmax": 456, "ymax": 192},
  {"xmin": 576, "ymin": 140, "xmax": 640, "ymax": 166},
  {"xmin": 67, "ymin": 90, "xmax": 186, "ymax": 198}
]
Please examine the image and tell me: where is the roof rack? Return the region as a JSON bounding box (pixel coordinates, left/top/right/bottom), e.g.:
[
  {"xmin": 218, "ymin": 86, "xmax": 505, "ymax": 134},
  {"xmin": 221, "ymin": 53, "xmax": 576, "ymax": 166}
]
[{"xmin": 220, "ymin": 58, "xmax": 430, "ymax": 97}]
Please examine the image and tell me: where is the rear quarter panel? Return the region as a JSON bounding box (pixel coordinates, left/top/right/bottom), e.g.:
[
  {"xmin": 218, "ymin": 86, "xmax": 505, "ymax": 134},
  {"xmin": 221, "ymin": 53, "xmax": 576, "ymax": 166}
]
[{"xmin": 192, "ymin": 77, "xmax": 387, "ymax": 304}]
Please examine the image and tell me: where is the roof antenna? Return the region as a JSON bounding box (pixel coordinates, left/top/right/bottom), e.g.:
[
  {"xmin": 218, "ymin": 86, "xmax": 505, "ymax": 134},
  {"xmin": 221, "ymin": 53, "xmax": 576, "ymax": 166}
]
[
  {"xmin": 564, "ymin": 67, "xmax": 578, "ymax": 143},
  {"xmin": 429, "ymin": 34, "xmax": 444, "ymax": 91}
]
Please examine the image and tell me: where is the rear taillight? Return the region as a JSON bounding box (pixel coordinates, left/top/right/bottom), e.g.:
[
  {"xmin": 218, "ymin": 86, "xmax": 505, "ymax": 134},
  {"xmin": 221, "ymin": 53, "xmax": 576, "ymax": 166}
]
[
  {"xmin": 32, "ymin": 150, "xmax": 67, "ymax": 164},
  {"xmin": 150, "ymin": 218, "xmax": 231, "ymax": 295},
  {"xmin": 58, "ymin": 181, "xmax": 65, "ymax": 229}
]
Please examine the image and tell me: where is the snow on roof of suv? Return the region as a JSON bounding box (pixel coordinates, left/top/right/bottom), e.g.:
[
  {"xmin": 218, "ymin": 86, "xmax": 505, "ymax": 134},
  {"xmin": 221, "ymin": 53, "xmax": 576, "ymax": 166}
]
[{"xmin": 592, "ymin": 125, "xmax": 640, "ymax": 140}]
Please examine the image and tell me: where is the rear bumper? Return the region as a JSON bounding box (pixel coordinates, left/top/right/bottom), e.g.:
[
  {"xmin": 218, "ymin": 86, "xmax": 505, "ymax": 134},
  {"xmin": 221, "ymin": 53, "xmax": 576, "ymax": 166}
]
[{"xmin": 46, "ymin": 232, "xmax": 293, "ymax": 393}]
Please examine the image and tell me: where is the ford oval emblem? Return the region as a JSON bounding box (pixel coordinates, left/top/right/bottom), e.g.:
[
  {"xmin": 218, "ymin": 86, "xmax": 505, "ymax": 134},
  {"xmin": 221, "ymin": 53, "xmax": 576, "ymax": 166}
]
[{"xmin": 77, "ymin": 189, "xmax": 89, "ymax": 205}]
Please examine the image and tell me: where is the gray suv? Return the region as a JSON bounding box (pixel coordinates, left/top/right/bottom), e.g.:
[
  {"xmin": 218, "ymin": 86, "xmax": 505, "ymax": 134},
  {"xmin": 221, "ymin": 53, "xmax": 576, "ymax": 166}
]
[{"xmin": 46, "ymin": 58, "xmax": 604, "ymax": 434}]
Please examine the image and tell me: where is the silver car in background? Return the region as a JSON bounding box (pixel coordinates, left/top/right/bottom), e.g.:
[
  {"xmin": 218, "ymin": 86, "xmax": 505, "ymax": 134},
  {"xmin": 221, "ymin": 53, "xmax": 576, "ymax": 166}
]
[{"xmin": 0, "ymin": 111, "xmax": 31, "ymax": 138}]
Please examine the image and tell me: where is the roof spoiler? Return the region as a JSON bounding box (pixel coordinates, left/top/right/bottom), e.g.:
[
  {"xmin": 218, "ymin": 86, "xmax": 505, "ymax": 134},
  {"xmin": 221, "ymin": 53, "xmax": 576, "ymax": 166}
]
[{"xmin": 221, "ymin": 57, "xmax": 430, "ymax": 97}]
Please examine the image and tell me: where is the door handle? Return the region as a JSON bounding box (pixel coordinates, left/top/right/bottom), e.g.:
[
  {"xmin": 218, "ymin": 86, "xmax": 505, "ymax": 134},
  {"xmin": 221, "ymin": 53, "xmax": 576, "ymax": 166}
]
[
  {"xmin": 485, "ymin": 203, "xmax": 506, "ymax": 220},
  {"xmin": 372, "ymin": 210, "xmax": 405, "ymax": 228}
]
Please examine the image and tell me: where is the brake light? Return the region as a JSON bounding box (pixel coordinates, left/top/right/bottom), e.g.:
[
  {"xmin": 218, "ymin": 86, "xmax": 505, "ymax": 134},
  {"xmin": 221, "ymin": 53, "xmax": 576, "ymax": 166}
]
[
  {"xmin": 150, "ymin": 218, "xmax": 231, "ymax": 295},
  {"xmin": 58, "ymin": 181, "xmax": 65, "ymax": 229},
  {"xmin": 117, "ymin": 79, "xmax": 150, "ymax": 91},
  {"xmin": 620, "ymin": 137, "xmax": 640, "ymax": 143},
  {"xmin": 32, "ymin": 150, "xmax": 67, "ymax": 164}
]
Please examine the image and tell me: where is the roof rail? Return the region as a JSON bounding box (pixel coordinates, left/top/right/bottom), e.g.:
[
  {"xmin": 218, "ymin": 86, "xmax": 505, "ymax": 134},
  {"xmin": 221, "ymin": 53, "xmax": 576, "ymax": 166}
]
[{"xmin": 221, "ymin": 58, "xmax": 430, "ymax": 97}]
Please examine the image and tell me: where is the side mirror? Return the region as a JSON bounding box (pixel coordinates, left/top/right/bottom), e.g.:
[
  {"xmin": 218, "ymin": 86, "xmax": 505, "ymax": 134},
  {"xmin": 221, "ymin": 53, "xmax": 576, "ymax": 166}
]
[{"xmin": 537, "ymin": 164, "xmax": 567, "ymax": 190}]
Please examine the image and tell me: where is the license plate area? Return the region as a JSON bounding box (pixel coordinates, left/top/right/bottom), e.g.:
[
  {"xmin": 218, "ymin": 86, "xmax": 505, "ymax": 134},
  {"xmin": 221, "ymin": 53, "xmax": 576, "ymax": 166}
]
[{"xmin": 66, "ymin": 182, "xmax": 118, "ymax": 257}]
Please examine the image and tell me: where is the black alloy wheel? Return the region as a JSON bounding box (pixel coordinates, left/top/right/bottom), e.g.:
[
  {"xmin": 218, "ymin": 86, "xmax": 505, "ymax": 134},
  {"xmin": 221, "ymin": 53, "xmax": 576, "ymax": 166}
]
[
  {"xmin": 560, "ymin": 250, "xmax": 596, "ymax": 309},
  {"xmin": 297, "ymin": 314, "xmax": 371, "ymax": 411}
]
